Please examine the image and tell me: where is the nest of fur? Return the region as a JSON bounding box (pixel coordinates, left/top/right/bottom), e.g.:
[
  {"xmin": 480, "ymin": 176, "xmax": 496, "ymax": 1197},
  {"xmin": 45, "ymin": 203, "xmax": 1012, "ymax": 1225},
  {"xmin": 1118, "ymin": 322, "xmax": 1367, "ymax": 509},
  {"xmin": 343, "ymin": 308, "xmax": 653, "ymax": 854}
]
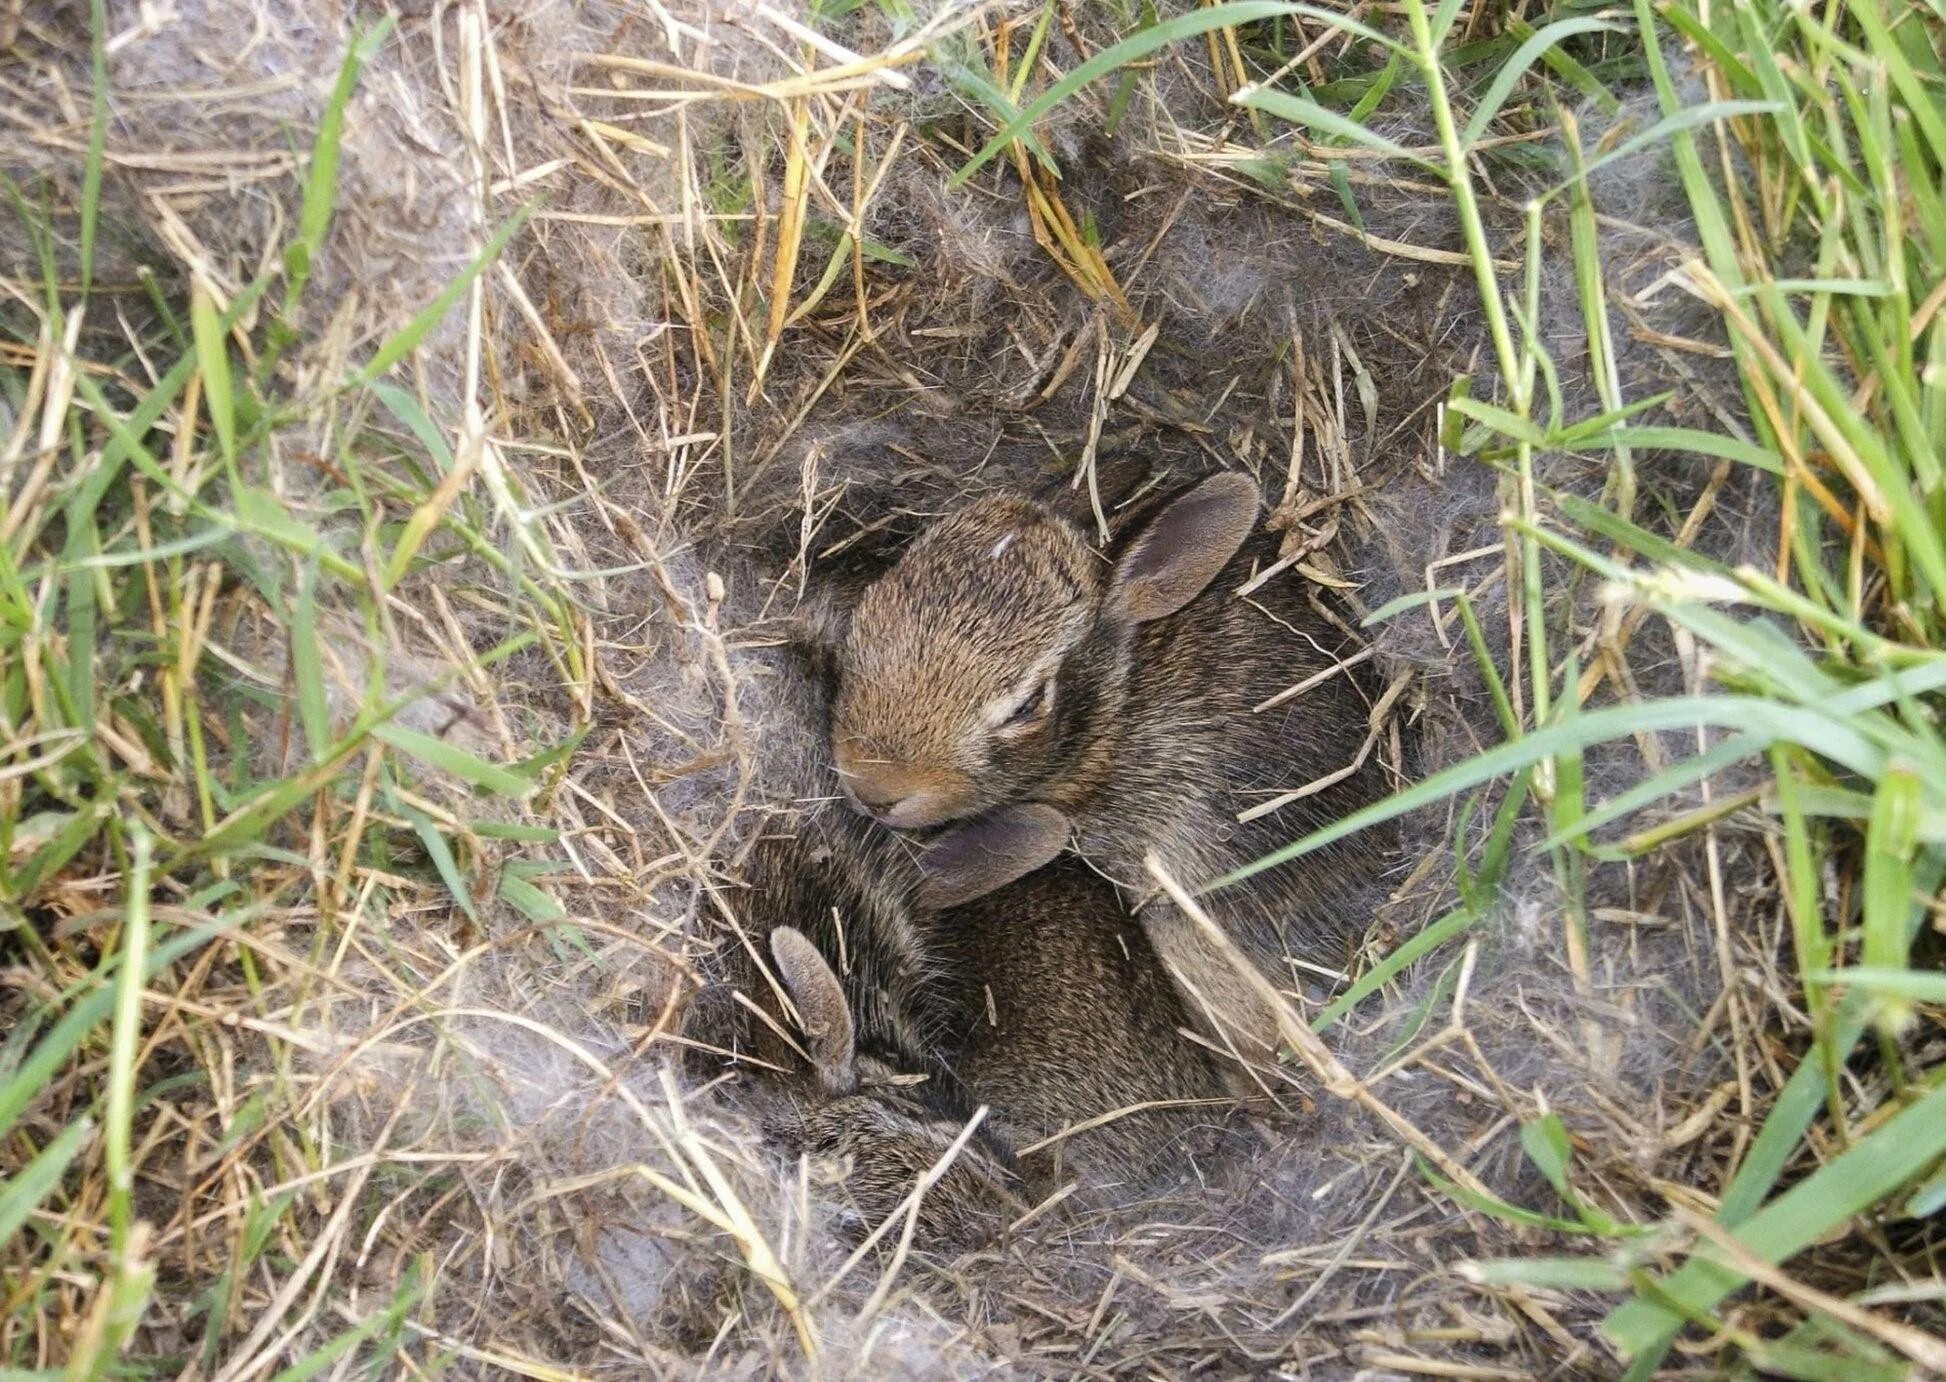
[{"xmin": 0, "ymin": 1, "xmax": 1857, "ymax": 1376}]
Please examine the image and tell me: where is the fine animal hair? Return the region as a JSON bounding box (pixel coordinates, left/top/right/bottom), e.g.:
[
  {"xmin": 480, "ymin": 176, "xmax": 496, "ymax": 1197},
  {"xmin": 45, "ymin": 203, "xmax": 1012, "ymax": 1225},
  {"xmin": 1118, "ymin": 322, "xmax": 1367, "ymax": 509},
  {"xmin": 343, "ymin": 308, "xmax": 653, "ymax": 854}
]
[
  {"xmin": 693, "ymin": 719, "xmax": 1224, "ymax": 1242},
  {"xmin": 829, "ymin": 471, "xmax": 1400, "ymax": 1057},
  {"xmin": 930, "ymin": 854, "xmax": 1228, "ymax": 1185},
  {"xmin": 692, "ymin": 798, "xmax": 1040, "ymax": 1246}
]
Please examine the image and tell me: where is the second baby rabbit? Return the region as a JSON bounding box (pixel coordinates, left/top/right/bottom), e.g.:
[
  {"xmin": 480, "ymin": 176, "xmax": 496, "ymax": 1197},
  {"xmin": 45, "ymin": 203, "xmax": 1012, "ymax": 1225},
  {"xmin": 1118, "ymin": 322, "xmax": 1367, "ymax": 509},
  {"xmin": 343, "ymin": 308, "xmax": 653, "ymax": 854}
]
[
  {"xmin": 696, "ymin": 797, "xmax": 1047, "ymax": 1245},
  {"xmin": 705, "ymin": 806, "xmax": 1227, "ymax": 1240}
]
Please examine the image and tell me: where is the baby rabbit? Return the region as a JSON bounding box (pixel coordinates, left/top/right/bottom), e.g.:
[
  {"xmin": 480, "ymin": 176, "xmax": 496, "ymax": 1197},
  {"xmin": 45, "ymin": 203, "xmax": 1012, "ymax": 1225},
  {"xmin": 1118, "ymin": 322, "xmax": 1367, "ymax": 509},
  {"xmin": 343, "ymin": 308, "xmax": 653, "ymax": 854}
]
[
  {"xmin": 827, "ymin": 471, "xmax": 1396, "ymax": 1057},
  {"xmin": 702, "ymin": 791, "xmax": 1225, "ymax": 1242},
  {"xmin": 699, "ymin": 800, "xmax": 1054, "ymax": 1246},
  {"xmin": 926, "ymin": 850, "xmax": 1227, "ymax": 1184}
]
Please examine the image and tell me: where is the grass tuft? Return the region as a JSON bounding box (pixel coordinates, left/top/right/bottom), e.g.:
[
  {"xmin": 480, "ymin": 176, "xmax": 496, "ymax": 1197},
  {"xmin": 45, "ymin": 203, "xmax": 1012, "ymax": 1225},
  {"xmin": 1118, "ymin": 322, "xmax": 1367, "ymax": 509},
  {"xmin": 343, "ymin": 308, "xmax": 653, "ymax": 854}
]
[{"xmin": 1231, "ymin": 0, "xmax": 1946, "ymax": 1369}]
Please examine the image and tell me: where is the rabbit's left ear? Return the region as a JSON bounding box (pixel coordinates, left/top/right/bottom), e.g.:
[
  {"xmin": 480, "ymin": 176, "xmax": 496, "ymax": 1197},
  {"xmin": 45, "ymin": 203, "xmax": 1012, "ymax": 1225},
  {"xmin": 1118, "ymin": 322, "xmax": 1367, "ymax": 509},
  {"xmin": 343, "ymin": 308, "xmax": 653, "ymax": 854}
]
[
  {"xmin": 919, "ymin": 804, "xmax": 1070, "ymax": 908},
  {"xmin": 780, "ymin": 588, "xmax": 851, "ymax": 693},
  {"xmin": 1043, "ymin": 454, "xmax": 1153, "ymax": 533},
  {"xmin": 770, "ymin": 927, "xmax": 858, "ymax": 1096},
  {"xmin": 1109, "ymin": 472, "xmax": 1259, "ymax": 623}
]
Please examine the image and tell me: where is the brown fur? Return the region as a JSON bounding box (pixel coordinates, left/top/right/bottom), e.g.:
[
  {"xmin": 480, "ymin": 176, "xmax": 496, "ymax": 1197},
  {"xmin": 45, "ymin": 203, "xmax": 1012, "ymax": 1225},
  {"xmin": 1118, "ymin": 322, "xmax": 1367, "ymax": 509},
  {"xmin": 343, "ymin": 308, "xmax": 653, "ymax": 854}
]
[
  {"xmin": 832, "ymin": 495, "xmax": 1104, "ymax": 827},
  {"xmin": 696, "ymin": 668, "xmax": 1231, "ymax": 1244},
  {"xmin": 694, "ymin": 802, "xmax": 1025, "ymax": 1244},
  {"xmin": 791, "ymin": 1087, "xmax": 1025, "ymax": 1245},
  {"xmin": 831, "ymin": 474, "xmax": 1399, "ymax": 1056},
  {"xmin": 930, "ymin": 858, "xmax": 1228, "ymax": 1186}
]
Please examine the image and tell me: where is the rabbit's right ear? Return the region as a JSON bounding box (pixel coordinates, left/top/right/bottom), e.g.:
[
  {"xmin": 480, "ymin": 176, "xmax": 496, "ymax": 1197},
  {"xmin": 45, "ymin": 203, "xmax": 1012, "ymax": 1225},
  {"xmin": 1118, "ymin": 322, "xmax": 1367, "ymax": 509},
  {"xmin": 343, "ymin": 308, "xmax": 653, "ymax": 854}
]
[
  {"xmin": 919, "ymin": 804, "xmax": 1070, "ymax": 908},
  {"xmin": 770, "ymin": 927, "xmax": 858, "ymax": 1095},
  {"xmin": 1108, "ymin": 472, "xmax": 1259, "ymax": 623}
]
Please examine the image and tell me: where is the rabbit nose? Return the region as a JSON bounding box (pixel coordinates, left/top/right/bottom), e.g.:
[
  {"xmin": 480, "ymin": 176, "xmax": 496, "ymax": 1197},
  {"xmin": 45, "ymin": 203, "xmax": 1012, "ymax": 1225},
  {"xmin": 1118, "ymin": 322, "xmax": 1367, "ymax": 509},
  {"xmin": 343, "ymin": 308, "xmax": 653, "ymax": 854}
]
[
  {"xmin": 845, "ymin": 762, "xmax": 926, "ymax": 817},
  {"xmin": 839, "ymin": 756, "xmax": 963, "ymax": 829}
]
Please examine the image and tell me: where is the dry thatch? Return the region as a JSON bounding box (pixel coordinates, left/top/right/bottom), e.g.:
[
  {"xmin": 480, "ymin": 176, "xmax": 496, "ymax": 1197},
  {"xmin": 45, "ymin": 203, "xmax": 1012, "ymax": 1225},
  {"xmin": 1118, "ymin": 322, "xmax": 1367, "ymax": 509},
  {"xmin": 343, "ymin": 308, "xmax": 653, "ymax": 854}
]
[{"xmin": 2, "ymin": 1, "xmax": 1937, "ymax": 1377}]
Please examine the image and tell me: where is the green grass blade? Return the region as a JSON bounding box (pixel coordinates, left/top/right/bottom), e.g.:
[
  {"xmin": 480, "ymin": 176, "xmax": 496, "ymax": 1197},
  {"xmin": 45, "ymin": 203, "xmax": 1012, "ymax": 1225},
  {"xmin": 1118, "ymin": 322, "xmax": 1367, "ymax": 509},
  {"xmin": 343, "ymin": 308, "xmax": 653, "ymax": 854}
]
[
  {"xmin": 1630, "ymin": 0, "xmax": 1766, "ymax": 439},
  {"xmin": 1453, "ymin": 592, "xmax": 1520, "ymax": 739},
  {"xmin": 229, "ymin": 485, "xmax": 357, "ymax": 580},
  {"xmin": 1007, "ymin": 2, "xmax": 1057, "ymax": 105},
  {"xmin": 1747, "ymin": 277, "xmax": 1895, "ymax": 298},
  {"xmin": 349, "ymin": 206, "xmax": 532, "ymax": 388},
  {"xmin": 473, "ymin": 821, "xmax": 559, "ymax": 843},
  {"xmin": 1447, "ymin": 395, "xmax": 1548, "ymax": 445},
  {"xmin": 167, "ymin": 745, "xmax": 366, "ymax": 870},
  {"xmin": 369, "ymin": 382, "xmax": 456, "ymax": 468},
  {"xmin": 1511, "ymin": 17, "xmax": 1621, "ymax": 114},
  {"xmin": 1771, "ymin": 754, "xmax": 1833, "ymax": 980},
  {"xmin": 1461, "ymin": 1257, "xmax": 1628, "ymax": 1290},
  {"xmin": 1540, "ymin": 733, "xmax": 1764, "ymax": 850},
  {"xmin": 64, "ymin": 518, "xmax": 99, "ymax": 739},
  {"xmin": 1719, "ymin": 992, "xmax": 1879, "ymax": 1233},
  {"xmin": 60, "ymin": 272, "xmax": 270, "ymax": 539},
  {"xmin": 1315, "ymin": 769, "xmax": 1531, "ymax": 1033},
  {"xmin": 1859, "ymin": 765, "xmax": 1921, "ymax": 1030},
  {"xmin": 1551, "ymin": 492, "xmax": 1728, "ymax": 576},
  {"xmin": 1564, "ymin": 425, "xmax": 1781, "ymax": 474},
  {"xmin": 498, "ymin": 864, "xmax": 567, "ymax": 924},
  {"xmin": 189, "ymin": 280, "xmax": 237, "ymax": 473},
  {"xmin": 1658, "ymin": 4, "xmax": 1762, "ymax": 96},
  {"xmin": 1603, "ymin": 1080, "xmax": 1946, "ymax": 1360},
  {"xmin": 1315, "ymin": 905, "xmax": 1472, "ymax": 1033},
  {"xmin": 13, "ymin": 802, "xmax": 112, "ymax": 900},
  {"xmin": 284, "ymin": 18, "xmax": 394, "ymax": 309},
  {"xmin": 0, "ymin": 1116, "xmax": 93, "ymax": 1247},
  {"xmin": 1237, "ymin": 88, "xmax": 1439, "ymax": 171},
  {"xmin": 395, "ymin": 795, "xmax": 479, "ymax": 923},
  {"xmin": 1896, "ymin": 115, "xmax": 1946, "ymax": 264},
  {"xmin": 1733, "ymin": 3, "xmax": 1814, "ymax": 171},
  {"xmin": 1427, "ymin": 0, "xmax": 1467, "ymax": 48},
  {"xmin": 1546, "ymin": 100, "xmax": 1785, "ymax": 202},
  {"xmin": 67, "ymin": 526, "xmax": 238, "ymax": 567},
  {"xmin": 60, "ymin": 1234, "xmax": 157, "ymax": 1382},
  {"xmin": 289, "ymin": 560, "xmax": 330, "ymax": 763},
  {"xmin": 1210, "ymin": 696, "xmax": 1890, "ymax": 889},
  {"xmin": 1846, "ymin": 0, "xmax": 1946, "ymax": 164},
  {"xmin": 103, "ymin": 827, "xmax": 152, "ymax": 1252},
  {"xmin": 948, "ymin": 3, "xmax": 1407, "ymax": 188},
  {"xmin": 935, "ymin": 46, "xmax": 1058, "ymax": 176},
  {"xmin": 370, "ymin": 722, "xmax": 535, "ymax": 799},
  {"xmin": 1806, "ymin": 967, "xmax": 1946, "ymax": 1003},
  {"xmin": 1417, "ymin": 1157, "xmax": 1607, "ymax": 1235},
  {"xmin": 264, "ymin": 1262, "xmax": 422, "ymax": 1382},
  {"xmin": 1460, "ymin": 18, "xmax": 1619, "ymax": 149},
  {"xmin": 1772, "ymin": 744, "xmax": 1849, "ymax": 1168}
]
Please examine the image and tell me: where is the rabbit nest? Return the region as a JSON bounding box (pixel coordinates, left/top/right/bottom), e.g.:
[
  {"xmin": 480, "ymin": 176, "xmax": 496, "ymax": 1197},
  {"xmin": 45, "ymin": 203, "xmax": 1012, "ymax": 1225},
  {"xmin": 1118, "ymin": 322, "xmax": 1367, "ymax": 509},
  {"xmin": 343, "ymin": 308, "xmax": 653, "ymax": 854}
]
[{"xmin": 0, "ymin": 1, "xmax": 1819, "ymax": 1377}]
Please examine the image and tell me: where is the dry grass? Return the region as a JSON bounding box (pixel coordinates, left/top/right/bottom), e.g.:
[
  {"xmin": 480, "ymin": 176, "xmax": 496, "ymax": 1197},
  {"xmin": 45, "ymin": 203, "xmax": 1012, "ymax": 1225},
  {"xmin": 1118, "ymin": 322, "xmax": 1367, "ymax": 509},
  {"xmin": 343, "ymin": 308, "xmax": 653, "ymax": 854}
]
[{"xmin": 0, "ymin": 0, "xmax": 1939, "ymax": 1376}]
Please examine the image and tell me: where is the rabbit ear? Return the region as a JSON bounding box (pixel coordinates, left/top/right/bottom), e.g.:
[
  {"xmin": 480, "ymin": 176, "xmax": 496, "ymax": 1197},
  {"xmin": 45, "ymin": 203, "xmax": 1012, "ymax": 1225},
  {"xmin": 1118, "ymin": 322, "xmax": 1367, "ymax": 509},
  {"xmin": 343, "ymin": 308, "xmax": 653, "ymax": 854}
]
[
  {"xmin": 782, "ymin": 593, "xmax": 850, "ymax": 692},
  {"xmin": 919, "ymin": 803, "xmax": 1070, "ymax": 908},
  {"xmin": 1044, "ymin": 454, "xmax": 1152, "ymax": 532},
  {"xmin": 770, "ymin": 927, "xmax": 858, "ymax": 1095},
  {"xmin": 1108, "ymin": 472, "xmax": 1259, "ymax": 623}
]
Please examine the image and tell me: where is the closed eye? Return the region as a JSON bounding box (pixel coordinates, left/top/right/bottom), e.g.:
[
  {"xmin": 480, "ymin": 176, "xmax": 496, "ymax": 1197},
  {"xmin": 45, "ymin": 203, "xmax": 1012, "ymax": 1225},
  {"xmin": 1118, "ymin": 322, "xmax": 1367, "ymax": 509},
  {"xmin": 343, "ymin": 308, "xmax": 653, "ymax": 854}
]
[{"xmin": 999, "ymin": 679, "xmax": 1052, "ymax": 732}]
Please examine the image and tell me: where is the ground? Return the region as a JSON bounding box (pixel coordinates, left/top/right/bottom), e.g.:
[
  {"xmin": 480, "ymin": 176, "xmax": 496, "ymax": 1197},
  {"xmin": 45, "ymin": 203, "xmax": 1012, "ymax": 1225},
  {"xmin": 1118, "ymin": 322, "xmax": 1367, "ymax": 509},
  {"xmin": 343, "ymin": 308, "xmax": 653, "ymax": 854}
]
[{"xmin": 1, "ymin": 1, "xmax": 1941, "ymax": 1377}]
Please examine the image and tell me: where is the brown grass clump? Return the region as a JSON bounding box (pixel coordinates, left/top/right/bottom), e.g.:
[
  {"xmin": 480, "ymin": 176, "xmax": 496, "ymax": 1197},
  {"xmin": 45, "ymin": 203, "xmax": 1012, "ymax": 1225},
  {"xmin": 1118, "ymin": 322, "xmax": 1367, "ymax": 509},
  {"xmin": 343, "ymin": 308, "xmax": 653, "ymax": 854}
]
[{"xmin": 2, "ymin": 1, "xmax": 1938, "ymax": 1377}]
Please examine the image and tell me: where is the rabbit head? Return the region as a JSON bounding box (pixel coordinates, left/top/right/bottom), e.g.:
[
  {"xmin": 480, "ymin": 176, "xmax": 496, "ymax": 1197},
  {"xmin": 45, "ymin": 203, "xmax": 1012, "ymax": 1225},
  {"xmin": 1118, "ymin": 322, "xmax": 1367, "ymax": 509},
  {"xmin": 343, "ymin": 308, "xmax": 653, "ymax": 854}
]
[
  {"xmin": 766, "ymin": 927, "xmax": 1027, "ymax": 1245},
  {"xmin": 830, "ymin": 473, "xmax": 1261, "ymax": 829}
]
